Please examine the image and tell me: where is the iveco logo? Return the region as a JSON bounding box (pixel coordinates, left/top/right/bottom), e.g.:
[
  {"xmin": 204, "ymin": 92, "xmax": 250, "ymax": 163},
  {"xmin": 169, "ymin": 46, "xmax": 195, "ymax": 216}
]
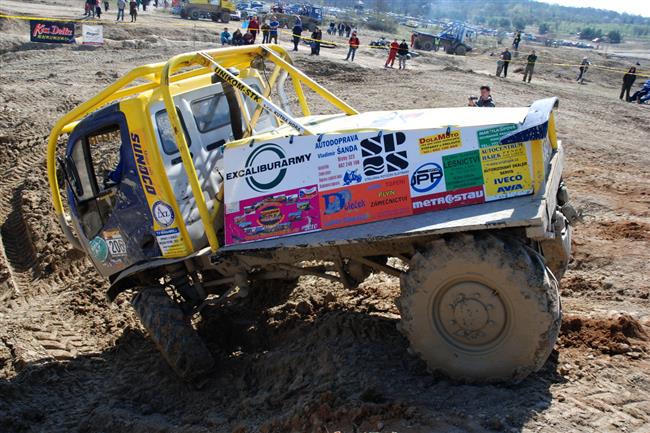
[{"xmin": 226, "ymin": 143, "xmax": 312, "ymax": 193}]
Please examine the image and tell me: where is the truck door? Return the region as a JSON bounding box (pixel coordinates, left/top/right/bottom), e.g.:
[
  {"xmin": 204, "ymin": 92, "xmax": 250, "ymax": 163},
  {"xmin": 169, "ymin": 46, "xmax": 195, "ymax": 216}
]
[{"xmin": 64, "ymin": 108, "xmax": 158, "ymax": 275}]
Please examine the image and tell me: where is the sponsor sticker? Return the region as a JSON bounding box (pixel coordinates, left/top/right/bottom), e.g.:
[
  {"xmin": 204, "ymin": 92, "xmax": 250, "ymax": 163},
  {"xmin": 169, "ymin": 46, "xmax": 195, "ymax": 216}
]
[
  {"xmin": 480, "ymin": 142, "xmax": 532, "ymax": 199},
  {"xmin": 477, "ymin": 124, "xmax": 518, "ymax": 148},
  {"xmin": 410, "ymin": 162, "xmax": 444, "ymax": 194},
  {"xmin": 442, "ymin": 150, "xmax": 484, "ymax": 190},
  {"xmin": 361, "ymin": 132, "xmax": 409, "ymax": 180},
  {"xmin": 89, "ymin": 236, "xmax": 108, "ymax": 263},
  {"xmin": 226, "ymin": 143, "xmax": 312, "ymax": 193},
  {"xmin": 29, "ymin": 20, "xmax": 75, "ymax": 44},
  {"xmin": 418, "ymin": 128, "xmax": 462, "ymax": 154},
  {"xmin": 82, "ymin": 24, "xmax": 103, "ymax": 45},
  {"xmin": 225, "ymin": 185, "xmax": 321, "ymax": 245},
  {"xmin": 320, "ymin": 176, "xmax": 412, "ymax": 229},
  {"xmin": 412, "ymin": 185, "xmax": 485, "ymax": 214},
  {"xmin": 152, "ymin": 201, "xmax": 175, "ymax": 227},
  {"xmin": 155, "ymin": 228, "xmax": 181, "ymax": 255}
]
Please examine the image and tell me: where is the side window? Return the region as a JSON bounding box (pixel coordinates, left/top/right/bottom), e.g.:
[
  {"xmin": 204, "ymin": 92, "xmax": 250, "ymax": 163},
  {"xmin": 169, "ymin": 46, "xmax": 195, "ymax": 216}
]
[
  {"xmin": 68, "ymin": 138, "xmax": 96, "ymax": 201},
  {"xmin": 155, "ymin": 108, "xmax": 192, "ymax": 155},
  {"xmin": 243, "ymin": 83, "xmax": 278, "ymax": 133},
  {"xmin": 190, "ymin": 94, "xmax": 230, "ymax": 133},
  {"xmin": 88, "ymin": 126, "xmax": 123, "ymax": 190}
]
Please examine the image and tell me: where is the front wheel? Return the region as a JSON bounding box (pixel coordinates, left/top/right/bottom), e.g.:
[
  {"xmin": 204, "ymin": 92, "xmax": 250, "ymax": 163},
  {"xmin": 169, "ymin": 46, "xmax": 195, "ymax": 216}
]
[
  {"xmin": 397, "ymin": 233, "xmax": 561, "ymax": 383},
  {"xmin": 131, "ymin": 288, "xmax": 214, "ymax": 381}
]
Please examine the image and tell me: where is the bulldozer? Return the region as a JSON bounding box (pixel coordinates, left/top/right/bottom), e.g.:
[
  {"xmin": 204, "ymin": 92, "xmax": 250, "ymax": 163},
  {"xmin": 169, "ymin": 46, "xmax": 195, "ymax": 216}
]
[
  {"xmin": 48, "ymin": 45, "xmax": 575, "ymax": 383},
  {"xmin": 180, "ymin": 0, "xmax": 236, "ymax": 22}
]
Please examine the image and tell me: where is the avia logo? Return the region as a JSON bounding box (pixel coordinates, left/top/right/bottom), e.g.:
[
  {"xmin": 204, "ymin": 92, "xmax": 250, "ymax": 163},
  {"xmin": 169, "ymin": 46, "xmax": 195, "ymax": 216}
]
[
  {"xmin": 360, "ymin": 132, "xmax": 408, "ymax": 177},
  {"xmin": 226, "ymin": 143, "xmax": 311, "ymax": 193},
  {"xmin": 410, "ymin": 162, "xmax": 443, "ymax": 193},
  {"xmin": 497, "ymin": 184, "xmax": 524, "ymax": 193},
  {"xmin": 494, "ymin": 174, "xmax": 523, "ymax": 184},
  {"xmin": 321, "ymin": 190, "xmax": 365, "ymax": 215}
]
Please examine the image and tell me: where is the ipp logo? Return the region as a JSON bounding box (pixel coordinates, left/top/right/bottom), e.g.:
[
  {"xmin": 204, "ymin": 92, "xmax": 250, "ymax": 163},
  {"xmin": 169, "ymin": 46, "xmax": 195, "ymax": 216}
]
[{"xmin": 410, "ymin": 162, "xmax": 443, "ymax": 193}]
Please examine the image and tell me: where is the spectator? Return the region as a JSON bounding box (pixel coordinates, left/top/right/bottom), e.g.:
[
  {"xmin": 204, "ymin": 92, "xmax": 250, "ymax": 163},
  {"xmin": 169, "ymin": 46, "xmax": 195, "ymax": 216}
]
[
  {"xmin": 345, "ymin": 31, "xmax": 360, "ymax": 62},
  {"xmin": 398, "ymin": 39, "xmax": 409, "ymax": 70},
  {"xmin": 129, "ymin": 0, "xmax": 137, "ymax": 22},
  {"xmin": 513, "ymin": 30, "xmax": 522, "ymax": 50},
  {"xmin": 523, "ymin": 50, "xmax": 537, "ymax": 83},
  {"xmin": 232, "ymin": 28, "xmax": 243, "ymax": 45},
  {"xmin": 310, "ymin": 27, "xmax": 322, "ymax": 56},
  {"xmin": 85, "ymin": 0, "xmax": 95, "ymax": 17},
  {"xmin": 95, "ymin": 0, "xmax": 102, "ymax": 18},
  {"xmin": 269, "ymin": 16, "xmax": 279, "ymax": 44},
  {"xmin": 338, "ymin": 22, "xmax": 344, "ymax": 37},
  {"xmin": 248, "ymin": 16, "xmax": 259, "ymax": 43},
  {"xmin": 220, "ymin": 27, "xmax": 231, "ymax": 45},
  {"xmin": 577, "ymin": 57, "xmax": 590, "ymax": 83},
  {"xmin": 501, "ymin": 48, "xmax": 512, "ymax": 78},
  {"xmin": 620, "ymin": 66, "xmax": 637, "ymax": 101},
  {"xmin": 468, "ymin": 85, "xmax": 495, "ymax": 107},
  {"xmin": 628, "ymin": 79, "xmax": 650, "ymax": 104},
  {"xmin": 104, "ymin": 0, "xmax": 109, "ymax": 11},
  {"xmin": 496, "ymin": 54, "xmax": 504, "ymax": 77},
  {"xmin": 385, "ymin": 38, "xmax": 399, "ymax": 68},
  {"xmin": 345, "ymin": 23, "xmax": 351, "ymax": 38},
  {"xmin": 328, "ymin": 22, "xmax": 335, "ymax": 35},
  {"xmin": 410, "ymin": 32, "xmax": 416, "ymax": 48},
  {"xmin": 116, "ymin": 0, "xmax": 126, "ymax": 20},
  {"xmin": 243, "ymin": 30, "xmax": 254, "ymax": 45},
  {"xmin": 261, "ymin": 21, "xmax": 270, "ymax": 43},
  {"xmin": 292, "ymin": 20, "xmax": 302, "ymax": 51}
]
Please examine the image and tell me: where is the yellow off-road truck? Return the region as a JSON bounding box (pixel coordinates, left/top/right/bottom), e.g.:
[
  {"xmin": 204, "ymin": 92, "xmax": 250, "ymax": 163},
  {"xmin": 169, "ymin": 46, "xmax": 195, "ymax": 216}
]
[
  {"xmin": 48, "ymin": 45, "xmax": 576, "ymax": 383},
  {"xmin": 180, "ymin": 0, "xmax": 236, "ymax": 22}
]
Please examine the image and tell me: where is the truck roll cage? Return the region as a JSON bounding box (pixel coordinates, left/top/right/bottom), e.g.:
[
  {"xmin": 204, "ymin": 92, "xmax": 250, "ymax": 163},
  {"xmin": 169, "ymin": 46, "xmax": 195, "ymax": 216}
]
[{"xmin": 47, "ymin": 45, "xmax": 358, "ymax": 253}]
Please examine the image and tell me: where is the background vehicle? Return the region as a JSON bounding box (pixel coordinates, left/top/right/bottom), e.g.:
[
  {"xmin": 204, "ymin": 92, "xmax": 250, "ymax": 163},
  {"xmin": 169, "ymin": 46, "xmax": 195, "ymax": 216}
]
[
  {"xmin": 48, "ymin": 45, "xmax": 575, "ymax": 384},
  {"xmin": 180, "ymin": 0, "xmax": 236, "ymax": 22},
  {"xmin": 414, "ymin": 22, "xmax": 475, "ymax": 55},
  {"xmin": 267, "ymin": 3, "xmax": 323, "ymax": 31}
]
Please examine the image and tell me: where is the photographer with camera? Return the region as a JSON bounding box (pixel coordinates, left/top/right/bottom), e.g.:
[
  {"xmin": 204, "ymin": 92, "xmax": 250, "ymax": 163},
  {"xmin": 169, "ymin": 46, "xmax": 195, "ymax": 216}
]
[{"xmin": 468, "ymin": 85, "xmax": 495, "ymax": 107}]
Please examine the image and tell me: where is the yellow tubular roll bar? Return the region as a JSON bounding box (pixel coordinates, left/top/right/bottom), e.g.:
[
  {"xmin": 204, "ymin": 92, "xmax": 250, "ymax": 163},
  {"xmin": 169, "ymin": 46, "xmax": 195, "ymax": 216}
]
[{"xmin": 47, "ymin": 45, "xmax": 358, "ymax": 254}]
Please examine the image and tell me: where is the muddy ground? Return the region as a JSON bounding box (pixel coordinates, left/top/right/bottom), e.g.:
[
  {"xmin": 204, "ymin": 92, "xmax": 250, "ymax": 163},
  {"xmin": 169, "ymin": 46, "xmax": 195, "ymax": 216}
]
[{"xmin": 0, "ymin": 1, "xmax": 649, "ymax": 432}]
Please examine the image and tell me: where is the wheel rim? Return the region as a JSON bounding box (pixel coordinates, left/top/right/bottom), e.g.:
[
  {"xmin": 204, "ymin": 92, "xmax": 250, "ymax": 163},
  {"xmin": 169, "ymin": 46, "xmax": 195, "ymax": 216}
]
[{"xmin": 433, "ymin": 280, "xmax": 508, "ymax": 351}]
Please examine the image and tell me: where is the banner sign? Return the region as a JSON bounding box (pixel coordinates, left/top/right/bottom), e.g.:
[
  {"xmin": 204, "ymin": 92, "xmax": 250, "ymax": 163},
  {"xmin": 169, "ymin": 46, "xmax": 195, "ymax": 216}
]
[
  {"xmin": 224, "ymin": 120, "xmax": 545, "ymax": 246},
  {"xmin": 82, "ymin": 24, "xmax": 103, "ymax": 45},
  {"xmin": 30, "ymin": 20, "xmax": 75, "ymax": 44}
]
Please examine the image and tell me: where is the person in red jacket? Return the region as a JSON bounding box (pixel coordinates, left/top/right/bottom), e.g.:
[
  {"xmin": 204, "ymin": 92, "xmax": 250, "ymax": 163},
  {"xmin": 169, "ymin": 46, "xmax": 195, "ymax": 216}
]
[
  {"xmin": 385, "ymin": 38, "xmax": 399, "ymax": 68},
  {"xmin": 345, "ymin": 31, "xmax": 360, "ymax": 62},
  {"xmin": 248, "ymin": 16, "xmax": 260, "ymax": 43}
]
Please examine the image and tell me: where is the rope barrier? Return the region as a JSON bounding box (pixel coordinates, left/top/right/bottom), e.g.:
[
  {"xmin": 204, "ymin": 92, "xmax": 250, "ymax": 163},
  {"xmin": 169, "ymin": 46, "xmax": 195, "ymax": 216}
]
[{"xmin": 2, "ymin": 12, "xmax": 648, "ymax": 78}]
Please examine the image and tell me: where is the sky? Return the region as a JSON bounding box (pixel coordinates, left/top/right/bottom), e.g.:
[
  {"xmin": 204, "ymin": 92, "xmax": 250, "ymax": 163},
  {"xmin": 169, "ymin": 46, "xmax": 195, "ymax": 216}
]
[{"xmin": 536, "ymin": 0, "xmax": 650, "ymax": 18}]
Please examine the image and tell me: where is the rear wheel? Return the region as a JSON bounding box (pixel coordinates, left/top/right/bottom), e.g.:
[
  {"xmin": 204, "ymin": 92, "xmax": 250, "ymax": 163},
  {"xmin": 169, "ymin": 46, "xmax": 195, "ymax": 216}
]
[
  {"xmin": 132, "ymin": 287, "xmax": 214, "ymax": 381},
  {"xmin": 189, "ymin": 9, "xmax": 200, "ymax": 20},
  {"xmin": 220, "ymin": 11, "xmax": 230, "ymax": 23},
  {"xmin": 421, "ymin": 41, "xmax": 433, "ymax": 51},
  {"xmin": 455, "ymin": 45, "xmax": 466, "ymax": 55},
  {"xmin": 398, "ymin": 233, "xmax": 561, "ymax": 383}
]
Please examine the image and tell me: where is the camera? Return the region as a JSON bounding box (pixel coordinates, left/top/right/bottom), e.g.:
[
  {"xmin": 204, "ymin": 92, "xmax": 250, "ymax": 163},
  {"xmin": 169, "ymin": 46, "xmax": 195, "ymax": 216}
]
[{"xmin": 469, "ymin": 96, "xmax": 478, "ymax": 101}]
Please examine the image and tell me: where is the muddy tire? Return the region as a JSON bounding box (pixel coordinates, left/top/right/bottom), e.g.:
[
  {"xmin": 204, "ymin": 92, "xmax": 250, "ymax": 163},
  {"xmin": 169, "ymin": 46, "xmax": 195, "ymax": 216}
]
[
  {"xmin": 398, "ymin": 233, "xmax": 561, "ymax": 383},
  {"xmin": 131, "ymin": 288, "xmax": 214, "ymax": 382}
]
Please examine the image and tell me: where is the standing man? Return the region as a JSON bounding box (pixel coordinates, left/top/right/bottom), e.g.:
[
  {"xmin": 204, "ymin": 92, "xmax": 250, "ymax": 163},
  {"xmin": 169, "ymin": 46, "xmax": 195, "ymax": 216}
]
[
  {"xmin": 620, "ymin": 66, "xmax": 637, "ymax": 101},
  {"xmin": 385, "ymin": 38, "xmax": 399, "ymax": 68},
  {"xmin": 523, "ymin": 50, "xmax": 537, "ymax": 83},
  {"xmin": 129, "ymin": 0, "xmax": 137, "ymax": 22},
  {"xmin": 345, "ymin": 31, "xmax": 360, "ymax": 62},
  {"xmin": 345, "ymin": 23, "xmax": 351, "ymax": 38},
  {"xmin": 104, "ymin": 0, "xmax": 109, "ymax": 11},
  {"xmin": 501, "ymin": 48, "xmax": 512, "ymax": 78},
  {"xmin": 116, "ymin": 0, "xmax": 126, "ymax": 21},
  {"xmin": 292, "ymin": 19, "xmax": 302, "ymax": 51},
  {"xmin": 269, "ymin": 16, "xmax": 280, "ymax": 44},
  {"xmin": 261, "ymin": 21, "xmax": 270, "ymax": 43},
  {"xmin": 577, "ymin": 57, "xmax": 590, "ymax": 84},
  {"xmin": 248, "ymin": 16, "xmax": 259, "ymax": 43},
  {"xmin": 513, "ymin": 30, "xmax": 522, "ymax": 50},
  {"xmin": 398, "ymin": 39, "xmax": 409, "ymax": 70}
]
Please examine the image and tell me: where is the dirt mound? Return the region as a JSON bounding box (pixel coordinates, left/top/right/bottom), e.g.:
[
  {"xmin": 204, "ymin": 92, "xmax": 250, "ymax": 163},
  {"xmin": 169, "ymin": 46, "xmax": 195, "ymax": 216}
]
[
  {"xmin": 559, "ymin": 313, "xmax": 648, "ymax": 355},
  {"xmin": 597, "ymin": 221, "xmax": 650, "ymax": 241}
]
